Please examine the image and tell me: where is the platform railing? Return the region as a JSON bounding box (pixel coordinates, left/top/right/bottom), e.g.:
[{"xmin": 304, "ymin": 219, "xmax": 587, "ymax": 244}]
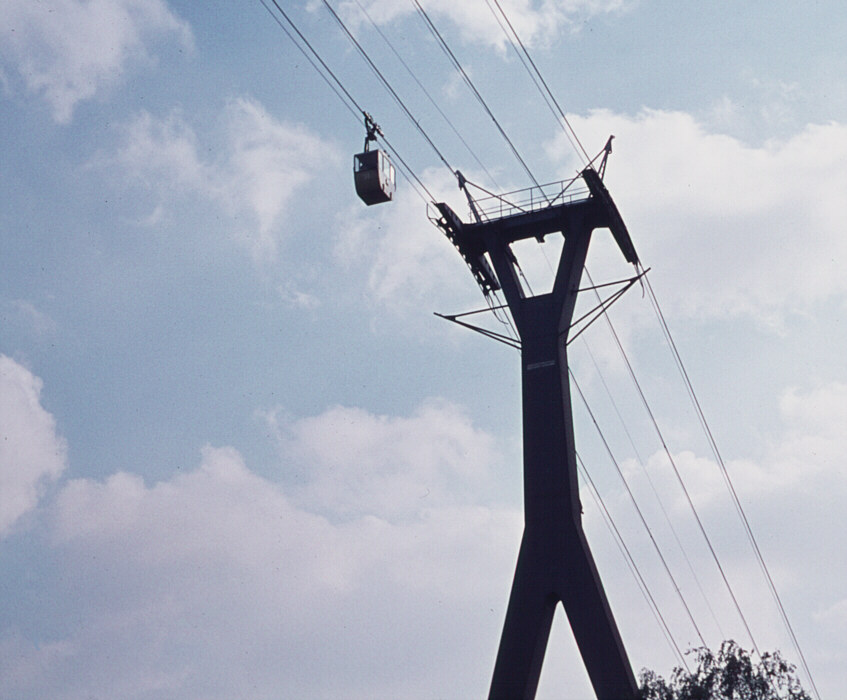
[{"xmin": 471, "ymin": 176, "xmax": 590, "ymax": 222}]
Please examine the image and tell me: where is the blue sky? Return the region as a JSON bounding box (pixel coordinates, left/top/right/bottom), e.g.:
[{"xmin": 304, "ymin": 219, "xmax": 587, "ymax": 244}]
[{"xmin": 1, "ymin": 1, "xmax": 846, "ymax": 697}]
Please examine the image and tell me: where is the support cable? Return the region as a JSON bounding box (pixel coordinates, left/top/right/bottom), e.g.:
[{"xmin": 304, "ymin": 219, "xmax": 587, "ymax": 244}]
[
  {"xmin": 259, "ymin": 0, "xmax": 435, "ymax": 204},
  {"xmin": 487, "ymin": 288, "xmax": 521, "ymax": 345},
  {"xmin": 351, "ymin": 0, "xmax": 501, "ymax": 191},
  {"xmin": 570, "ymin": 368, "xmax": 709, "ymax": 650},
  {"xmin": 484, "ymin": 0, "xmax": 589, "ymax": 166},
  {"xmin": 320, "ymin": 0, "xmax": 456, "ymax": 178},
  {"xmin": 410, "ymin": 0, "xmax": 543, "ymax": 189},
  {"xmin": 641, "ymin": 272, "xmax": 821, "ymax": 700},
  {"xmin": 567, "ymin": 274, "xmax": 645, "ymax": 346},
  {"xmin": 577, "ymin": 452, "xmax": 690, "ymax": 671},
  {"xmin": 433, "ymin": 303, "xmax": 521, "ymax": 350},
  {"xmin": 579, "ymin": 335, "xmax": 727, "ymax": 642},
  {"xmin": 583, "ymin": 268, "xmax": 764, "ymax": 660}
]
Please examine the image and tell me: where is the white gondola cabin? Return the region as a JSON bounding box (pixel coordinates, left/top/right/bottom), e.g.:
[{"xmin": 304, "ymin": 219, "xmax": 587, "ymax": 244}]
[{"xmin": 354, "ymin": 148, "xmax": 395, "ymax": 205}]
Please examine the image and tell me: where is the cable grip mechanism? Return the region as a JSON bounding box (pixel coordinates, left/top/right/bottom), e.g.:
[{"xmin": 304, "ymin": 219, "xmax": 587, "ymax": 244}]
[{"xmin": 363, "ymin": 111, "xmax": 383, "ymax": 152}]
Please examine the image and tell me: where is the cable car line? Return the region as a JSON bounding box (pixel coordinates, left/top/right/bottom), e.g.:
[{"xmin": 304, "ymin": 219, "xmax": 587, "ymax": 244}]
[
  {"xmin": 583, "ymin": 268, "xmax": 764, "ymax": 662},
  {"xmin": 579, "ymin": 334, "xmax": 728, "ymax": 642},
  {"xmin": 403, "ymin": 0, "xmax": 798, "ymax": 676},
  {"xmin": 570, "ymin": 368, "xmax": 709, "ymax": 650},
  {"xmin": 577, "ymin": 452, "xmax": 690, "ymax": 671},
  {"xmin": 484, "ymin": 0, "xmax": 589, "ymax": 167},
  {"xmin": 263, "ymin": 2, "xmax": 814, "ymax": 689},
  {"xmin": 320, "ymin": 0, "xmax": 457, "ymax": 179},
  {"xmin": 258, "ymin": 0, "xmax": 360, "ymax": 120},
  {"xmin": 349, "ymin": 0, "xmax": 501, "ymax": 191},
  {"xmin": 410, "ymin": 0, "xmax": 542, "ymax": 190},
  {"xmin": 259, "ymin": 0, "xmax": 435, "ymax": 204},
  {"xmin": 642, "ymin": 274, "xmax": 821, "ymax": 700}
]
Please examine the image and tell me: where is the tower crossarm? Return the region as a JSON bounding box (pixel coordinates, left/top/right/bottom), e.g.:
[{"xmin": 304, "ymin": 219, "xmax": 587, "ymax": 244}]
[
  {"xmin": 434, "ymin": 167, "xmax": 639, "ymax": 303},
  {"xmin": 581, "ymin": 166, "xmax": 639, "ymax": 265}
]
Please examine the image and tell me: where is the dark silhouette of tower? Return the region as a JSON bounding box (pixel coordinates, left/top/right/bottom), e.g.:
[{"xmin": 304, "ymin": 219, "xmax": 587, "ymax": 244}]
[{"xmin": 433, "ymin": 150, "xmax": 640, "ymax": 700}]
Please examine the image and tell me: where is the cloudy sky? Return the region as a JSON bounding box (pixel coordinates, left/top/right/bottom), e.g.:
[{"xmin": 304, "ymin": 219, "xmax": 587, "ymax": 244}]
[{"xmin": 1, "ymin": 1, "xmax": 845, "ymax": 698}]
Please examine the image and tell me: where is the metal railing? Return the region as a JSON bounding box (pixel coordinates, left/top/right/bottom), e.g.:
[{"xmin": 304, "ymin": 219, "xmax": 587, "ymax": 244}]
[{"xmin": 471, "ymin": 176, "xmax": 590, "ymax": 222}]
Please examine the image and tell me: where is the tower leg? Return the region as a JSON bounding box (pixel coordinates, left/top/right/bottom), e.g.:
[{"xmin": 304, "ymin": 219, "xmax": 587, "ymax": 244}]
[
  {"xmin": 489, "ymin": 535, "xmax": 556, "ymax": 700},
  {"xmin": 489, "ymin": 523, "xmax": 637, "ymax": 700},
  {"xmin": 485, "ymin": 310, "xmax": 637, "ymax": 699},
  {"xmin": 557, "ymin": 523, "xmax": 639, "ymax": 699}
]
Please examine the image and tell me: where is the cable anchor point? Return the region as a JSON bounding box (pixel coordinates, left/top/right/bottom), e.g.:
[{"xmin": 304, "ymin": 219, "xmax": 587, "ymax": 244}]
[
  {"xmin": 596, "ymin": 134, "xmax": 614, "ymax": 179},
  {"xmin": 455, "ymin": 169, "xmax": 483, "ymax": 224}
]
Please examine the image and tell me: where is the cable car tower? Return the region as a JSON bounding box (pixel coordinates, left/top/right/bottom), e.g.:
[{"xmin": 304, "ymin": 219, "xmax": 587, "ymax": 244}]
[{"xmin": 433, "ymin": 140, "xmax": 642, "ymax": 700}]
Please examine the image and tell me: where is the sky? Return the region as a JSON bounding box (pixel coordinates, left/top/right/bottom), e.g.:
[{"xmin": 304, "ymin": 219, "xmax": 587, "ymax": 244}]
[{"xmin": 1, "ymin": 1, "xmax": 846, "ymax": 698}]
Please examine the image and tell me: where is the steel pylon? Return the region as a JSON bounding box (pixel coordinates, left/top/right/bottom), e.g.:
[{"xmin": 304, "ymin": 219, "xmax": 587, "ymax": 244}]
[{"xmin": 434, "ymin": 162, "xmax": 639, "ymax": 700}]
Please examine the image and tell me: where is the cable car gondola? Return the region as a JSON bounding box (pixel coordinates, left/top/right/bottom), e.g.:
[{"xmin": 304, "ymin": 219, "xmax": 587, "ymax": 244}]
[{"xmin": 354, "ymin": 113, "xmax": 395, "ymax": 206}]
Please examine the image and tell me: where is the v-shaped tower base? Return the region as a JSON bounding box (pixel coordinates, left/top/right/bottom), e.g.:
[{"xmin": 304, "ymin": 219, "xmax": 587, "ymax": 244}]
[{"xmin": 434, "ymin": 164, "xmax": 639, "ymax": 700}]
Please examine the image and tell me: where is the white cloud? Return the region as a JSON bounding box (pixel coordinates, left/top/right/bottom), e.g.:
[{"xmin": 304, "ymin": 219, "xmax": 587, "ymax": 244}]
[
  {"xmin": 335, "ymin": 166, "xmax": 486, "ymax": 312},
  {"xmin": 614, "ymin": 382, "xmax": 847, "ymax": 522},
  {"xmin": 0, "ymin": 402, "xmax": 529, "ymax": 699},
  {"xmin": 336, "ymin": 0, "xmax": 630, "ymax": 50},
  {"xmin": 814, "ymin": 598, "xmax": 847, "ymax": 626},
  {"xmin": 587, "ymin": 380, "xmax": 847, "ymax": 688},
  {"xmin": 779, "ymin": 382, "xmax": 847, "ymax": 436},
  {"xmin": 0, "ymin": 355, "xmax": 67, "ymax": 537},
  {"xmin": 0, "ymin": 0, "xmax": 192, "ymax": 123},
  {"xmin": 112, "ymin": 98, "xmax": 338, "ymax": 261},
  {"xmin": 547, "ymin": 109, "xmax": 847, "ymax": 321},
  {"xmin": 265, "ymin": 398, "xmax": 502, "ymax": 520},
  {"xmin": 277, "ymin": 282, "xmax": 322, "ymax": 309},
  {"xmin": 3, "ymin": 299, "xmax": 58, "ymax": 337},
  {"xmin": 2, "ymin": 379, "xmax": 844, "ymax": 696},
  {"xmin": 706, "ymin": 74, "xmax": 803, "ymax": 139},
  {"xmin": 114, "ymin": 108, "xmax": 208, "ymax": 189}
]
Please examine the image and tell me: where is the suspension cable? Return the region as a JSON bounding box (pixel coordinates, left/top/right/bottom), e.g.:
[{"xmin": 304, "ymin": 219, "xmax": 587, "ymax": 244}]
[
  {"xmin": 583, "ymin": 267, "xmax": 764, "ymax": 660},
  {"xmin": 259, "ymin": 0, "xmax": 361, "ymax": 118},
  {"xmin": 570, "ymin": 368, "xmax": 709, "ymax": 649},
  {"xmin": 579, "ymin": 335, "xmax": 727, "ymax": 642},
  {"xmin": 410, "ymin": 0, "xmax": 542, "ymax": 189},
  {"xmin": 577, "ymin": 452, "xmax": 690, "ymax": 671},
  {"xmin": 642, "ymin": 272, "xmax": 821, "ymax": 700},
  {"xmin": 320, "ymin": 0, "xmax": 456, "ymax": 178},
  {"xmin": 484, "ymin": 0, "xmax": 589, "ymax": 167}
]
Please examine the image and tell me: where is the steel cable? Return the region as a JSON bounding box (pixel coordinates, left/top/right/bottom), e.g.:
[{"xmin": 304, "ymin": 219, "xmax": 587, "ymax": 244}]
[
  {"xmin": 570, "ymin": 368, "xmax": 709, "ymax": 650},
  {"xmin": 259, "ymin": 0, "xmax": 435, "ymax": 204},
  {"xmin": 410, "ymin": 0, "xmax": 542, "ymax": 189},
  {"xmin": 642, "ymin": 271, "xmax": 821, "ymax": 700},
  {"xmin": 583, "ymin": 268, "xmax": 765, "ymax": 661}
]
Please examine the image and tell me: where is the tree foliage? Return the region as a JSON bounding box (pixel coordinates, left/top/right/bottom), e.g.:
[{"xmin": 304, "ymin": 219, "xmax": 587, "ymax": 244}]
[{"xmin": 637, "ymin": 641, "xmax": 811, "ymax": 700}]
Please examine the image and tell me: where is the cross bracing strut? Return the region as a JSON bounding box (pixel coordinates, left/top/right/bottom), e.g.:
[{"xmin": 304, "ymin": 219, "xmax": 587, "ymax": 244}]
[
  {"xmin": 434, "ymin": 268, "xmax": 648, "ymax": 351},
  {"xmin": 434, "ymin": 161, "xmax": 639, "ymax": 700}
]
